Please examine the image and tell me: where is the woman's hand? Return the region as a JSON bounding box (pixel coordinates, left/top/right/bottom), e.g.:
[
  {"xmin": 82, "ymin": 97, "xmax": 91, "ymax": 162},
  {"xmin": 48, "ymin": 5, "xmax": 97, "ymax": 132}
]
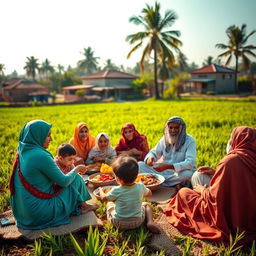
[
  {"xmin": 93, "ymin": 156, "xmax": 105, "ymax": 163},
  {"xmin": 197, "ymin": 166, "xmax": 215, "ymax": 176},
  {"xmin": 130, "ymin": 148, "xmax": 141, "ymax": 155},
  {"xmin": 75, "ymin": 165, "xmax": 87, "ymax": 175},
  {"xmin": 194, "ymin": 184, "xmax": 207, "ymax": 194}
]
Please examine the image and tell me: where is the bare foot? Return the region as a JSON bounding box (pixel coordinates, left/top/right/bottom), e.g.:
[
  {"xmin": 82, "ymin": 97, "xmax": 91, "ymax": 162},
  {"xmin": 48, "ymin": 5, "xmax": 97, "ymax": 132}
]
[
  {"xmin": 80, "ymin": 203, "xmax": 99, "ymax": 214},
  {"xmin": 147, "ymin": 222, "xmax": 161, "ymax": 234},
  {"xmin": 157, "ymin": 204, "xmax": 167, "ymax": 213}
]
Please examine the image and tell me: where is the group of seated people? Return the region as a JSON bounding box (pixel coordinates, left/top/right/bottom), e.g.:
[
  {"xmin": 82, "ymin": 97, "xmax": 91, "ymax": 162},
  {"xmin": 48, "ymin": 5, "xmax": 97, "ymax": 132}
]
[{"xmin": 8, "ymin": 117, "xmax": 256, "ymax": 245}]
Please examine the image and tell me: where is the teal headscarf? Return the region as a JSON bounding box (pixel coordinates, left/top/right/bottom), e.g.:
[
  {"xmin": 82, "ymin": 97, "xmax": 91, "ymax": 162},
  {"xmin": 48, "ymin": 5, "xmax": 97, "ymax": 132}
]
[{"xmin": 18, "ymin": 120, "xmax": 52, "ymax": 155}]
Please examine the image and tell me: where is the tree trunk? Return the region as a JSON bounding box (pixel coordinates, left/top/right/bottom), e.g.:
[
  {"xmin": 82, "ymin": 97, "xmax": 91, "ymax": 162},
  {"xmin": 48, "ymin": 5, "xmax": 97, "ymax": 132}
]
[
  {"xmin": 153, "ymin": 48, "xmax": 160, "ymax": 99},
  {"xmin": 235, "ymin": 55, "xmax": 238, "ymax": 94}
]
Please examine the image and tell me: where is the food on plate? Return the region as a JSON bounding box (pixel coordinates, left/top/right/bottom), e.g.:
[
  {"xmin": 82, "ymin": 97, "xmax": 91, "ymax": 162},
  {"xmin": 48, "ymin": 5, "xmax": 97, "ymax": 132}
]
[
  {"xmin": 136, "ymin": 174, "xmax": 160, "ymax": 186},
  {"xmin": 90, "ymin": 173, "xmax": 115, "ymax": 182},
  {"xmin": 96, "ymin": 187, "xmax": 112, "ymax": 196},
  {"xmin": 100, "ymin": 163, "xmax": 113, "ymax": 173},
  {"xmin": 86, "ymin": 162, "xmax": 102, "ymax": 170}
]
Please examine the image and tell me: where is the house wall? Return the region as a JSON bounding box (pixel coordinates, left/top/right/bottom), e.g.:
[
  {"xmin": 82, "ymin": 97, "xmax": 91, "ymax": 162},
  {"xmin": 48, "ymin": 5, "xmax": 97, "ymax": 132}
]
[
  {"xmin": 191, "ymin": 73, "xmax": 235, "ymax": 93},
  {"xmin": 82, "ymin": 78, "xmax": 134, "ymax": 87},
  {"xmin": 5, "ymin": 90, "xmax": 34, "ymax": 102}
]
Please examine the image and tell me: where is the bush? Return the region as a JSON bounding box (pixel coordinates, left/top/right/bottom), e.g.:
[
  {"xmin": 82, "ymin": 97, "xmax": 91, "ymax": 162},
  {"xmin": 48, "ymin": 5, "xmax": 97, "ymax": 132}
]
[{"xmin": 206, "ymin": 91, "xmax": 216, "ymax": 95}]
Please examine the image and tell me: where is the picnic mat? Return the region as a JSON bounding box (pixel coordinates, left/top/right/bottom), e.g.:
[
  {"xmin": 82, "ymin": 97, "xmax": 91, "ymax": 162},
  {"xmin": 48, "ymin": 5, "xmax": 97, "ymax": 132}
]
[
  {"xmin": 147, "ymin": 186, "xmax": 177, "ymax": 204},
  {"xmin": 150, "ymin": 214, "xmax": 182, "ymax": 256},
  {"xmin": 0, "ymin": 209, "xmax": 103, "ymax": 240}
]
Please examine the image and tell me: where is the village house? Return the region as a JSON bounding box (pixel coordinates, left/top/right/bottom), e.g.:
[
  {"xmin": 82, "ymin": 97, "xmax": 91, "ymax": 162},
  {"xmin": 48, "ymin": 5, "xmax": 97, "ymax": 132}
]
[
  {"xmin": 2, "ymin": 79, "xmax": 50, "ymax": 103},
  {"xmin": 62, "ymin": 69, "xmax": 138, "ymax": 102},
  {"xmin": 184, "ymin": 64, "xmax": 236, "ymax": 94}
]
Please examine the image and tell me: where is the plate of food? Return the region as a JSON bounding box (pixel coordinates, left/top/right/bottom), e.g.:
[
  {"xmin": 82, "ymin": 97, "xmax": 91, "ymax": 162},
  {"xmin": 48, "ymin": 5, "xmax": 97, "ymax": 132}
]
[
  {"xmin": 136, "ymin": 173, "xmax": 165, "ymax": 191},
  {"xmin": 93, "ymin": 185, "xmax": 116, "ymax": 200},
  {"xmin": 88, "ymin": 172, "xmax": 117, "ymax": 187},
  {"xmin": 86, "ymin": 163, "xmax": 102, "ymax": 175}
]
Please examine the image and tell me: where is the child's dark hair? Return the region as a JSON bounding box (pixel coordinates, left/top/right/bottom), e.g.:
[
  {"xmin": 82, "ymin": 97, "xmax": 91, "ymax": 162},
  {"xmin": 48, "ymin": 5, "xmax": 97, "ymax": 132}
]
[
  {"xmin": 111, "ymin": 156, "xmax": 138, "ymax": 184},
  {"xmin": 57, "ymin": 143, "xmax": 76, "ymax": 157}
]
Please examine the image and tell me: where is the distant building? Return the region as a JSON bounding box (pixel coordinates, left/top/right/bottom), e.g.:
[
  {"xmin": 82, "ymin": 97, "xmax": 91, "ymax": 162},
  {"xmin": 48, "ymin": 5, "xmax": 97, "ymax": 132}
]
[
  {"xmin": 185, "ymin": 64, "xmax": 236, "ymax": 94},
  {"xmin": 81, "ymin": 68, "xmax": 138, "ymax": 99},
  {"xmin": 62, "ymin": 85, "xmax": 95, "ymax": 102},
  {"xmin": 2, "ymin": 79, "xmax": 50, "ymax": 102}
]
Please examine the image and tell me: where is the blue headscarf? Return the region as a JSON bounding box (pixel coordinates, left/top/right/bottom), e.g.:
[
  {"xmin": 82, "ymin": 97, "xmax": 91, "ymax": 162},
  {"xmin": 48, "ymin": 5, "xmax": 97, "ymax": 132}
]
[
  {"xmin": 18, "ymin": 120, "xmax": 52, "ymax": 156},
  {"xmin": 164, "ymin": 116, "xmax": 186, "ymax": 152}
]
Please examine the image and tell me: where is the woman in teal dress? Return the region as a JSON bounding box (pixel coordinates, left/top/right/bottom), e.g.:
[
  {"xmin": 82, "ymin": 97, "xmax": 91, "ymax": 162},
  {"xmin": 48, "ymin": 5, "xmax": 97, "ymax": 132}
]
[{"xmin": 9, "ymin": 120, "xmax": 98, "ymax": 230}]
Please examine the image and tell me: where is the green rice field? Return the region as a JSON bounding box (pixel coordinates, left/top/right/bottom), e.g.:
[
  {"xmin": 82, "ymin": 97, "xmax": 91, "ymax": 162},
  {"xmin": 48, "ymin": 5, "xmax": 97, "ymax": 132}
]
[
  {"xmin": 0, "ymin": 98, "xmax": 255, "ymax": 211},
  {"xmin": 0, "ymin": 98, "xmax": 256, "ymax": 255}
]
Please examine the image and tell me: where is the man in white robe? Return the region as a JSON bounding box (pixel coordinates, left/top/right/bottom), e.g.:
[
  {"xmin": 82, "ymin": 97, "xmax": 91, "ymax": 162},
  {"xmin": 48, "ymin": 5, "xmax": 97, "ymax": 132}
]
[{"xmin": 138, "ymin": 116, "xmax": 196, "ymax": 187}]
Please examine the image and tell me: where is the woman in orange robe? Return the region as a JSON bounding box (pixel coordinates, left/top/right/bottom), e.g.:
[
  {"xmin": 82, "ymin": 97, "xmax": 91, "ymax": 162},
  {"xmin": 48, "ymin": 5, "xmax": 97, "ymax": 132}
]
[
  {"xmin": 69, "ymin": 122, "xmax": 95, "ymax": 165},
  {"xmin": 163, "ymin": 126, "xmax": 256, "ymax": 245}
]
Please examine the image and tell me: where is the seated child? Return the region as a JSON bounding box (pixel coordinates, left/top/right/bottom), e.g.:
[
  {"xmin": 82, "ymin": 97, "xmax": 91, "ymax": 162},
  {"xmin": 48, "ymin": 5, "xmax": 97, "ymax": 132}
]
[
  {"xmin": 55, "ymin": 143, "xmax": 86, "ymax": 174},
  {"xmin": 86, "ymin": 132, "xmax": 117, "ymax": 165},
  {"xmin": 99, "ymin": 156, "xmax": 161, "ymax": 233}
]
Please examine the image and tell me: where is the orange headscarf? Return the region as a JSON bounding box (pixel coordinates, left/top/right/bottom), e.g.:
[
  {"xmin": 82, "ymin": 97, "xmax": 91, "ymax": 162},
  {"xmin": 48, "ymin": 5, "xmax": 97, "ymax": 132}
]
[{"xmin": 69, "ymin": 122, "xmax": 95, "ymax": 160}]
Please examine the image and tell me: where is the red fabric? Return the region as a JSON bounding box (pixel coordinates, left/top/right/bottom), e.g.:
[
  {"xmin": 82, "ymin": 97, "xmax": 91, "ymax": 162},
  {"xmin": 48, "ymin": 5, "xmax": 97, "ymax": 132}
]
[
  {"xmin": 55, "ymin": 158, "xmax": 75, "ymax": 174},
  {"xmin": 164, "ymin": 126, "xmax": 256, "ymax": 245},
  {"xmin": 115, "ymin": 123, "xmax": 149, "ymax": 161},
  {"xmin": 9, "ymin": 155, "xmax": 62, "ymax": 199}
]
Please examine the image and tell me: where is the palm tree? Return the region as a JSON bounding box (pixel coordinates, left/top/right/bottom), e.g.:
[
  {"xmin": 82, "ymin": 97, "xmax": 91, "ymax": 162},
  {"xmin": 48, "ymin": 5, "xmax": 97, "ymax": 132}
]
[
  {"xmin": 41, "ymin": 58, "xmax": 55, "ymax": 78},
  {"xmin": 77, "ymin": 47, "xmax": 99, "ymax": 74},
  {"xmin": 57, "ymin": 64, "xmax": 64, "ymax": 74},
  {"xmin": 24, "ymin": 56, "xmax": 40, "ymax": 80},
  {"xmin": 175, "ymin": 51, "xmax": 189, "ymax": 73},
  {"xmin": 103, "ymin": 59, "xmax": 118, "ymax": 70},
  {"xmin": 216, "ymin": 24, "xmax": 256, "ymax": 93},
  {"xmin": 126, "ymin": 2, "xmax": 182, "ymax": 99},
  {"xmin": 202, "ymin": 56, "xmax": 214, "ymax": 66},
  {"xmin": 0, "ymin": 64, "xmax": 5, "ymax": 82}
]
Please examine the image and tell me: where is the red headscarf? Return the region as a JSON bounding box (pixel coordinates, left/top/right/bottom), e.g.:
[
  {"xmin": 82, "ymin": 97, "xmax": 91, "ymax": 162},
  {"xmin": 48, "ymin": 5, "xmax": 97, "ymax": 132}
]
[
  {"xmin": 69, "ymin": 122, "xmax": 95, "ymax": 160},
  {"xmin": 164, "ymin": 126, "xmax": 256, "ymax": 245},
  {"xmin": 115, "ymin": 123, "xmax": 149, "ymax": 161}
]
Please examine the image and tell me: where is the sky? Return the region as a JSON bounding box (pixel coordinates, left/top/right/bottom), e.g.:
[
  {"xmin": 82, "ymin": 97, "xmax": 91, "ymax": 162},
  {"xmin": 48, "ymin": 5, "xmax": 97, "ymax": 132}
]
[{"xmin": 1, "ymin": 0, "xmax": 256, "ymax": 74}]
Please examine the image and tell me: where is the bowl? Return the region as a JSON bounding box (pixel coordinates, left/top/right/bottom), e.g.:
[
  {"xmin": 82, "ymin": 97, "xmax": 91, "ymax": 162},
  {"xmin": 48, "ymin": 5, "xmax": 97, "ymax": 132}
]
[
  {"xmin": 88, "ymin": 172, "xmax": 117, "ymax": 187},
  {"xmin": 136, "ymin": 173, "xmax": 165, "ymax": 191},
  {"xmin": 93, "ymin": 185, "xmax": 117, "ymax": 200},
  {"xmin": 86, "ymin": 163, "xmax": 102, "ymax": 175}
]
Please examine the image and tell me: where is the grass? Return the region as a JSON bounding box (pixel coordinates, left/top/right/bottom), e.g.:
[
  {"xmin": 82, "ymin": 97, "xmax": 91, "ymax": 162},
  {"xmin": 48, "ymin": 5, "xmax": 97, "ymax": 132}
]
[{"xmin": 0, "ymin": 98, "xmax": 255, "ymax": 255}]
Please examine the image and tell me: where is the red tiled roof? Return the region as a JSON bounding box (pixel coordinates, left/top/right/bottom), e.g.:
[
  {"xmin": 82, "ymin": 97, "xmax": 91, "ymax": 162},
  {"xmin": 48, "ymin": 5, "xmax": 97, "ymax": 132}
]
[
  {"xmin": 81, "ymin": 69, "xmax": 138, "ymax": 80},
  {"xmin": 4, "ymin": 80, "xmax": 49, "ymax": 91},
  {"xmin": 191, "ymin": 64, "xmax": 235, "ymax": 74}
]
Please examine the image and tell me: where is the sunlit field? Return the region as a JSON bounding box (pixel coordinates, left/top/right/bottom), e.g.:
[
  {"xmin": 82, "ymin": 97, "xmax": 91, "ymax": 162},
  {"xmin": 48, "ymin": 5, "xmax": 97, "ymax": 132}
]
[
  {"xmin": 0, "ymin": 98, "xmax": 255, "ymax": 211},
  {"xmin": 0, "ymin": 99, "xmax": 255, "ymax": 255}
]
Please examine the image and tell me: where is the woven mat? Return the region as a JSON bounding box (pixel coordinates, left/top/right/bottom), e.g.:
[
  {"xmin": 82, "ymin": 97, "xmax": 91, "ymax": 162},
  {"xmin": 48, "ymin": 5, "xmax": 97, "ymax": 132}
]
[
  {"xmin": 147, "ymin": 186, "xmax": 176, "ymax": 204},
  {"xmin": 0, "ymin": 210, "xmax": 102, "ymax": 240},
  {"xmin": 150, "ymin": 214, "xmax": 182, "ymax": 256}
]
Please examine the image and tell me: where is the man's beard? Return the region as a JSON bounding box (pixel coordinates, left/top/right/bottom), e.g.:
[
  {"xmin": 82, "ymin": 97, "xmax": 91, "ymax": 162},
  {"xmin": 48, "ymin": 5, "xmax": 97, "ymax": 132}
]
[{"xmin": 169, "ymin": 135, "xmax": 178, "ymax": 145}]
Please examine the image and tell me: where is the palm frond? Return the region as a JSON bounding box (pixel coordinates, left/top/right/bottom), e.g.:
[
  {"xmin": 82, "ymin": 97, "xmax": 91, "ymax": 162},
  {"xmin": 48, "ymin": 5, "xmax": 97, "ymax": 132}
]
[
  {"xmin": 215, "ymin": 43, "xmax": 228, "ymax": 49},
  {"xmin": 159, "ymin": 10, "xmax": 177, "ymax": 30},
  {"xmin": 127, "ymin": 42, "xmax": 144, "ymax": 59}
]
